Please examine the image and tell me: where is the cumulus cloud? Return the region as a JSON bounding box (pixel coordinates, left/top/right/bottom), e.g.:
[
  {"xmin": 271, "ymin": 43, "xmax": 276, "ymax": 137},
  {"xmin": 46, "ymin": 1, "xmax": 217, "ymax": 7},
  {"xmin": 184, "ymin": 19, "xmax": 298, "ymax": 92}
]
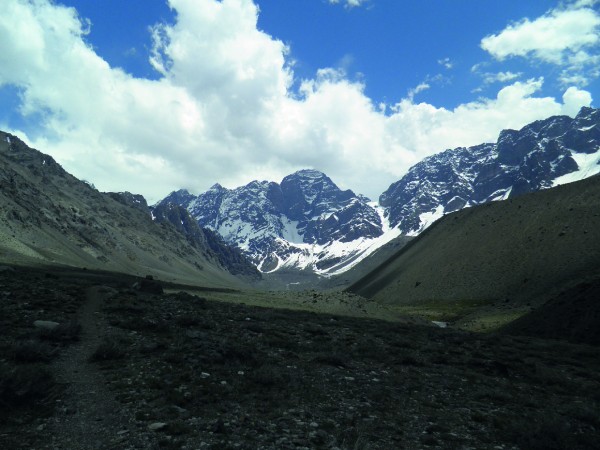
[
  {"xmin": 481, "ymin": 1, "xmax": 600, "ymax": 87},
  {"xmin": 0, "ymin": 0, "xmax": 594, "ymax": 203},
  {"xmin": 481, "ymin": 7, "xmax": 600, "ymax": 63},
  {"xmin": 561, "ymin": 86, "xmax": 594, "ymax": 116}
]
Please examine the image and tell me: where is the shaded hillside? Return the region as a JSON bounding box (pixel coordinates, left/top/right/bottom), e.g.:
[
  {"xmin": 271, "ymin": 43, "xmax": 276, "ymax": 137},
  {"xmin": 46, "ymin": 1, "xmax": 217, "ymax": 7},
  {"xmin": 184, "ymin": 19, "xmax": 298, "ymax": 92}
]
[
  {"xmin": 348, "ymin": 175, "xmax": 600, "ymax": 326},
  {"xmin": 501, "ymin": 278, "xmax": 600, "ymax": 346},
  {"xmin": 0, "ymin": 131, "xmax": 243, "ymax": 288},
  {"xmin": 151, "ymin": 202, "xmax": 260, "ymax": 280}
]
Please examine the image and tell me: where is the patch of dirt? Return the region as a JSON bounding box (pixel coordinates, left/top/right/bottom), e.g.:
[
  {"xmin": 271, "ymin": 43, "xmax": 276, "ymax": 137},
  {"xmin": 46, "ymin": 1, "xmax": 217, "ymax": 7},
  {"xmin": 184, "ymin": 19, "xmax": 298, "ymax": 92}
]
[{"xmin": 45, "ymin": 286, "xmax": 156, "ymax": 449}]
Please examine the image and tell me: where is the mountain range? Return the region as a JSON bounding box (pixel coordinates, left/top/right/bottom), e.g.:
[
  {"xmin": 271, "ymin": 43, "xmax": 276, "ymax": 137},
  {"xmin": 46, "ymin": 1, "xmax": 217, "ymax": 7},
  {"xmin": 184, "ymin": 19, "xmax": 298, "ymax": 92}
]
[
  {"xmin": 0, "ymin": 131, "xmax": 257, "ymax": 287},
  {"xmin": 159, "ymin": 106, "xmax": 600, "ymax": 277}
]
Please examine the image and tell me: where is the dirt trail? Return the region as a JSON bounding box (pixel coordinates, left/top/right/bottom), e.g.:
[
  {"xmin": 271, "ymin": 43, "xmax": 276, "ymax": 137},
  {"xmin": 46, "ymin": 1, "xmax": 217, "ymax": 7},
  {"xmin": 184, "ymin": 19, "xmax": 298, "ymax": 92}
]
[{"xmin": 45, "ymin": 286, "xmax": 153, "ymax": 450}]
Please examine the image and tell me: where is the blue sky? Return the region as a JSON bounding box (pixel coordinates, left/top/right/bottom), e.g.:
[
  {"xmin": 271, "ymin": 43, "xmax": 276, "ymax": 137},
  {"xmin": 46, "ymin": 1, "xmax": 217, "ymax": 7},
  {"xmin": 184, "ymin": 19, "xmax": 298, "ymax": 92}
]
[{"xmin": 0, "ymin": 0, "xmax": 598, "ymax": 202}]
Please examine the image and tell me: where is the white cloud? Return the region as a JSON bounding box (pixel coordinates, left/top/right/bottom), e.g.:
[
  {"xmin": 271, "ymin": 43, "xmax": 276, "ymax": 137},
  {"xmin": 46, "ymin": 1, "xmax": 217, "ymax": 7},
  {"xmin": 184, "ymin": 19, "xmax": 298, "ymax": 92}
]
[
  {"xmin": 480, "ymin": 2, "xmax": 600, "ymax": 87},
  {"xmin": 437, "ymin": 57, "xmax": 453, "ymax": 69},
  {"xmin": 0, "ymin": 0, "xmax": 594, "ymax": 204},
  {"xmin": 407, "ymin": 82, "xmax": 430, "ymax": 101},
  {"xmin": 481, "ymin": 7, "xmax": 600, "ymax": 63},
  {"xmin": 482, "ymin": 71, "xmax": 522, "ymax": 85},
  {"xmin": 561, "ymin": 86, "xmax": 593, "ymax": 116},
  {"xmin": 328, "ymin": 0, "xmax": 368, "ymax": 8}
]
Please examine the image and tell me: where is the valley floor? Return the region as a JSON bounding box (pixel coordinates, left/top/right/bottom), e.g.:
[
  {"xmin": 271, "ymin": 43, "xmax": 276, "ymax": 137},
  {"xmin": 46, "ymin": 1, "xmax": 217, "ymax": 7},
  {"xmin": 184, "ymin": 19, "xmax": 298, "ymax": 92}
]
[{"xmin": 1, "ymin": 265, "xmax": 599, "ymax": 449}]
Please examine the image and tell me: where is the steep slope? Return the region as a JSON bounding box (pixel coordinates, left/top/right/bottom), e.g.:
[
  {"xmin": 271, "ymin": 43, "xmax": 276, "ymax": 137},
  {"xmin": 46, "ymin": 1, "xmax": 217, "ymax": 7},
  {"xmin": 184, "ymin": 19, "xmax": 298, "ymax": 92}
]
[
  {"xmin": 381, "ymin": 106, "xmax": 600, "ymax": 234},
  {"xmin": 349, "ymin": 175, "xmax": 600, "ymax": 329},
  {"xmin": 0, "ymin": 131, "xmax": 244, "ymax": 288},
  {"xmin": 500, "ymin": 278, "xmax": 600, "ymax": 345},
  {"xmin": 159, "ymin": 169, "xmax": 396, "ymax": 276},
  {"xmin": 150, "ymin": 201, "xmax": 260, "ymax": 280}
]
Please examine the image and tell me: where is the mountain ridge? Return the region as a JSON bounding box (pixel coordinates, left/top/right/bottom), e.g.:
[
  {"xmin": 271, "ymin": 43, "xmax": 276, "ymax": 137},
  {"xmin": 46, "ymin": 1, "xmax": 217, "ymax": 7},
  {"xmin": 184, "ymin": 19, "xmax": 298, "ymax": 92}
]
[
  {"xmin": 382, "ymin": 106, "xmax": 600, "ymax": 234},
  {"xmin": 160, "ymin": 106, "xmax": 600, "ymax": 278},
  {"xmin": 0, "ymin": 131, "xmax": 253, "ymax": 287},
  {"xmin": 157, "ymin": 169, "xmax": 392, "ymax": 276}
]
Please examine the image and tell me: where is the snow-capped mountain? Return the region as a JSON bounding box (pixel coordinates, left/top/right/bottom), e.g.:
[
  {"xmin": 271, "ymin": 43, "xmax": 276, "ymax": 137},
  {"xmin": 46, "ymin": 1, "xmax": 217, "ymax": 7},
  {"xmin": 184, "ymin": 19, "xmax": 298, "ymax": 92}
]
[
  {"xmin": 160, "ymin": 106, "xmax": 600, "ymax": 277},
  {"xmin": 381, "ymin": 106, "xmax": 600, "ymax": 234},
  {"xmin": 158, "ymin": 170, "xmax": 398, "ymax": 275}
]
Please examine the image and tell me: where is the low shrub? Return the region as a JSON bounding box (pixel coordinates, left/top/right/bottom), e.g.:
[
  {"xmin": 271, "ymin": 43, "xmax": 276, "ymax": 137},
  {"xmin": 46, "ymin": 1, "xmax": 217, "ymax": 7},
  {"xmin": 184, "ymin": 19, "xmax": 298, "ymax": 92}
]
[
  {"xmin": 10, "ymin": 340, "xmax": 56, "ymax": 363},
  {"xmin": 90, "ymin": 337, "xmax": 127, "ymax": 361},
  {"xmin": 0, "ymin": 363, "xmax": 55, "ymax": 411}
]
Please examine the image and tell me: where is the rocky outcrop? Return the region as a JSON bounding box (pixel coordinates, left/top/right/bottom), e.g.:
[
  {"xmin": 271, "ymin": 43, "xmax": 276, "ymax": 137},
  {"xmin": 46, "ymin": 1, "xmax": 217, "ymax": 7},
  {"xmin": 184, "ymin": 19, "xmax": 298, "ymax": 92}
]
[{"xmin": 380, "ymin": 107, "xmax": 600, "ymax": 234}]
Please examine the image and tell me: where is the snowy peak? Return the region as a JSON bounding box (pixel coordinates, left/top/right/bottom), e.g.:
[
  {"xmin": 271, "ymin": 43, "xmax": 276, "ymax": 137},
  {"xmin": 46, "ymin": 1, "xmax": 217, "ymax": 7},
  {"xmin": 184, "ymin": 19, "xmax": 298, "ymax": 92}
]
[
  {"xmin": 381, "ymin": 106, "xmax": 600, "ymax": 235},
  {"xmin": 159, "ymin": 169, "xmax": 386, "ymax": 275},
  {"xmin": 159, "ymin": 107, "xmax": 600, "ymax": 277},
  {"xmin": 158, "ymin": 189, "xmax": 197, "ymax": 210},
  {"xmin": 281, "ymin": 170, "xmax": 351, "ymax": 219}
]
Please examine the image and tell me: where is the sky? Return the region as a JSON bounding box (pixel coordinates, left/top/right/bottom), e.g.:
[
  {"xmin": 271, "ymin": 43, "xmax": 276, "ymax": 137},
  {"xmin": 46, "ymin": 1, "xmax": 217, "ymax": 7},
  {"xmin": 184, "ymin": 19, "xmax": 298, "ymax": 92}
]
[{"xmin": 0, "ymin": 0, "xmax": 598, "ymax": 203}]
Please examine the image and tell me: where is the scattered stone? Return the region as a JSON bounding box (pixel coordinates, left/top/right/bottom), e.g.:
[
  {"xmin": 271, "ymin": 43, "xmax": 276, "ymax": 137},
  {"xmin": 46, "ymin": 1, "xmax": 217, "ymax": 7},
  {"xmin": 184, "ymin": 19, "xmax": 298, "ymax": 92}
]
[
  {"xmin": 211, "ymin": 419, "xmax": 226, "ymax": 434},
  {"xmin": 33, "ymin": 320, "xmax": 60, "ymax": 330},
  {"xmin": 186, "ymin": 330, "xmax": 202, "ymax": 339},
  {"xmin": 148, "ymin": 422, "xmax": 167, "ymax": 431}
]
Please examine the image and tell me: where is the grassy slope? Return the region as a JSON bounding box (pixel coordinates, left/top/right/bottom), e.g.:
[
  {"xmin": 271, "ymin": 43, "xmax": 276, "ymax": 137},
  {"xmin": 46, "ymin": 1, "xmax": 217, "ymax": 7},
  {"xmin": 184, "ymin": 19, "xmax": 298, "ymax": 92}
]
[{"xmin": 348, "ymin": 175, "xmax": 600, "ymax": 330}]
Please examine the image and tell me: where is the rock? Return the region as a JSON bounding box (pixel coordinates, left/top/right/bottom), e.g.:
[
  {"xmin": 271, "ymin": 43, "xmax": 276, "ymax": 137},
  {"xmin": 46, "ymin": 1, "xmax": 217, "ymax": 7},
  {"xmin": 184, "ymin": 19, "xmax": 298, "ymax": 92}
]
[
  {"xmin": 211, "ymin": 419, "xmax": 226, "ymax": 434},
  {"xmin": 33, "ymin": 320, "xmax": 60, "ymax": 330},
  {"xmin": 137, "ymin": 278, "xmax": 164, "ymax": 294},
  {"xmin": 148, "ymin": 422, "xmax": 167, "ymax": 431},
  {"xmin": 185, "ymin": 330, "xmax": 202, "ymax": 339}
]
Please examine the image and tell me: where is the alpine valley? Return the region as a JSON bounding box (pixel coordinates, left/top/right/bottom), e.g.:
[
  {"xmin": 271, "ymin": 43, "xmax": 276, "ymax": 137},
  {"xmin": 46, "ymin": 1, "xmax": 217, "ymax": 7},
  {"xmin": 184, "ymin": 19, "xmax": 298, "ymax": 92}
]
[
  {"xmin": 3, "ymin": 105, "xmax": 600, "ymax": 450},
  {"xmin": 158, "ymin": 106, "xmax": 600, "ymax": 278}
]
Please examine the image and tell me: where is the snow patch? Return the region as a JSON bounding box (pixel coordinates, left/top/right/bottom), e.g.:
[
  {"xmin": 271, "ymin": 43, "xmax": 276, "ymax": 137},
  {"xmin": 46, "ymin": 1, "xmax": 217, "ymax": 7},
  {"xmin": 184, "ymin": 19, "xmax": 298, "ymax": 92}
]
[
  {"xmin": 553, "ymin": 150, "xmax": 600, "ymax": 187},
  {"xmin": 5, "ymin": 136, "xmax": 11, "ymax": 144},
  {"xmin": 407, "ymin": 205, "xmax": 445, "ymax": 236},
  {"xmin": 281, "ymin": 219, "xmax": 304, "ymax": 244},
  {"xmin": 370, "ymin": 202, "xmax": 392, "ymax": 232},
  {"xmin": 488, "ymin": 187, "xmax": 512, "ymax": 201}
]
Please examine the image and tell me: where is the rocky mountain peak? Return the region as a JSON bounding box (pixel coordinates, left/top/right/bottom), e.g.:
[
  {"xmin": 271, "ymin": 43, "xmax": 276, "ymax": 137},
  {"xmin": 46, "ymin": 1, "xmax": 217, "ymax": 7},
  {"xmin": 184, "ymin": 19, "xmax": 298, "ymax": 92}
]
[
  {"xmin": 158, "ymin": 107, "xmax": 600, "ymax": 276},
  {"xmin": 208, "ymin": 183, "xmax": 226, "ymax": 192},
  {"xmin": 380, "ymin": 106, "xmax": 600, "ymax": 234},
  {"xmin": 160, "ymin": 168, "xmax": 386, "ymax": 274}
]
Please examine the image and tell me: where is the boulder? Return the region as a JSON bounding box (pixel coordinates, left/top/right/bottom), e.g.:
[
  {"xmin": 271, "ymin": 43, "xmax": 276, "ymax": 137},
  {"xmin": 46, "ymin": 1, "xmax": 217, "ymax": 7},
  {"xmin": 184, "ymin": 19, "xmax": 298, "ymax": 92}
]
[{"xmin": 33, "ymin": 320, "xmax": 60, "ymax": 330}]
